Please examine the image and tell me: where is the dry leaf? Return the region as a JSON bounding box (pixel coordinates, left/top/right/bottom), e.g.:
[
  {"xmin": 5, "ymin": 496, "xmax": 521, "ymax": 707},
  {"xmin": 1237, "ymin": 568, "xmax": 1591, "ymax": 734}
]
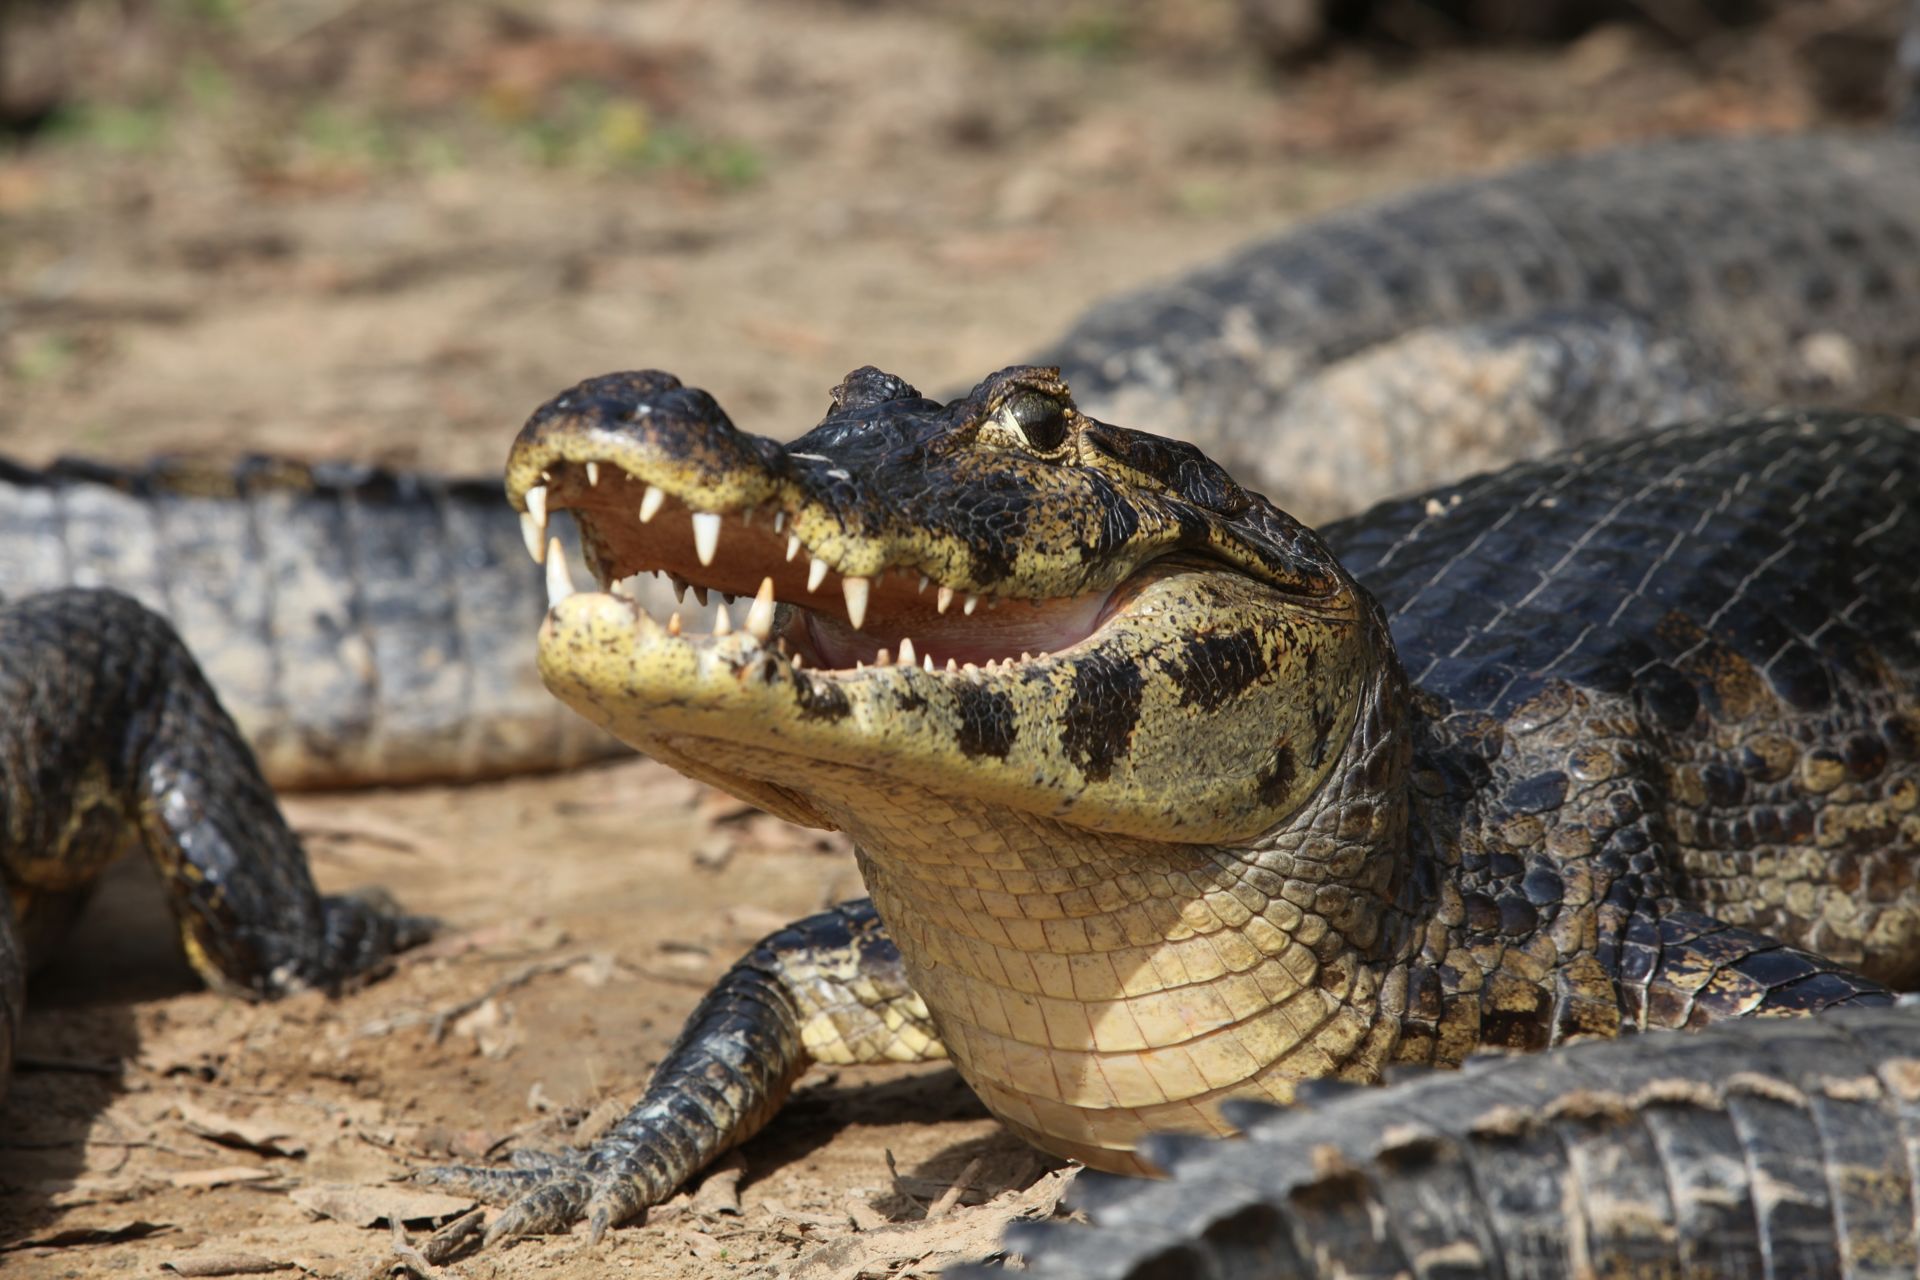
[
  {"xmin": 10, "ymin": 1219, "xmax": 170, "ymax": 1248},
  {"xmin": 688, "ymin": 1155, "xmax": 745, "ymax": 1216},
  {"xmin": 176, "ymin": 1101, "xmax": 309, "ymax": 1158},
  {"xmin": 168, "ymin": 1167, "xmax": 277, "ymax": 1190},
  {"xmin": 786, "ymin": 1167, "xmax": 1077, "ymax": 1280},
  {"xmin": 288, "ymin": 1184, "xmax": 477, "ymax": 1229},
  {"xmin": 162, "ymin": 1252, "xmax": 293, "ymax": 1276}
]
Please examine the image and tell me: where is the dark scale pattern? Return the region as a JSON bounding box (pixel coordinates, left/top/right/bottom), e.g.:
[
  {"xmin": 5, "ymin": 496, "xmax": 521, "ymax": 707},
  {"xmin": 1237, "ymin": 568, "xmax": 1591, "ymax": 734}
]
[
  {"xmin": 1034, "ymin": 134, "xmax": 1920, "ymax": 521},
  {"xmin": 1170, "ymin": 630, "xmax": 1269, "ymax": 711},
  {"xmin": 975, "ymin": 1003, "xmax": 1920, "ymax": 1280},
  {"xmin": 0, "ymin": 589, "xmax": 430, "ymax": 1092},
  {"xmin": 0, "ymin": 454, "xmax": 616, "ymax": 790},
  {"xmin": 1058, "ymin": 651, "xmax": 1146, "ymax": 781},
  {"xmin": 1329, "ymin": 411, "xmax": 1920, "ymax": 991},
  {"xmin": 951, "ymin": 680, "xmax": 1020, "ymax": 760}
]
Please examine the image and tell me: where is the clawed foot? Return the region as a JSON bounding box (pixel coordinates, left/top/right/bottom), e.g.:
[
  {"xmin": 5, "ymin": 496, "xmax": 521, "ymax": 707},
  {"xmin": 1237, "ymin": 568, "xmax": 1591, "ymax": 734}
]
[
  {"xmin": 418, "ymin": 1147, "xmax": 653, "ymax": 1246},
  {"xmin": 316, "ymin": 888, "xmax": 436, "ymax": 987}
]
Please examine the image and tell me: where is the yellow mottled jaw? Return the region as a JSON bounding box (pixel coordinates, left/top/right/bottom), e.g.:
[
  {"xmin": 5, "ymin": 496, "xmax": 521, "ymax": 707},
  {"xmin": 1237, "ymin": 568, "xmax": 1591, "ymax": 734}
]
[{"xmin": 535, "ymin": 549, "xmax": 1365, "ymax": 844}]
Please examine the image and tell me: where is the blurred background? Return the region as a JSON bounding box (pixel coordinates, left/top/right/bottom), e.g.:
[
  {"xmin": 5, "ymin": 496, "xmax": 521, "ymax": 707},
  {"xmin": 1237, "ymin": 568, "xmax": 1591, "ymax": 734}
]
[{"xmin": 0, "ymin": 0, "xmax": 1909, "ymax": 471}]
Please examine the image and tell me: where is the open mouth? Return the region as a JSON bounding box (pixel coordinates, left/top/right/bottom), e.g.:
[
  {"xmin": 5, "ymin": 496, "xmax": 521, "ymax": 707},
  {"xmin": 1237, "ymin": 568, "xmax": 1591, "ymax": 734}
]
[
  {"xmin": 498, "ymin": 366, "xmax": 1368, "ymax": 844},
  {"xmin": 514, "ymin": 459, "xmax": 1150, "ymax": 678}
]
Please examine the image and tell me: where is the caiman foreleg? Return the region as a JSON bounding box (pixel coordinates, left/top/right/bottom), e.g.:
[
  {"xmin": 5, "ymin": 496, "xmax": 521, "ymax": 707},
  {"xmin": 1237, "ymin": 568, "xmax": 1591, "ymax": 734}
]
[{"xmin": 421, "ymin": 897, "xmax": 942, "ymax": 1244}]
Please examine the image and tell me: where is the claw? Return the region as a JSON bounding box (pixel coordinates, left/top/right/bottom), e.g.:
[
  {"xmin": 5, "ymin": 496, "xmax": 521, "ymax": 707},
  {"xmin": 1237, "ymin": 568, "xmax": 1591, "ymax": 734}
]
[
  {"xmin": 415, "ymin": 1163, "xmax": 544, "ymax": 1208},
  {"xmin": 419, "ymin": 1130, "xmax": 676, "ymax": 1246}
]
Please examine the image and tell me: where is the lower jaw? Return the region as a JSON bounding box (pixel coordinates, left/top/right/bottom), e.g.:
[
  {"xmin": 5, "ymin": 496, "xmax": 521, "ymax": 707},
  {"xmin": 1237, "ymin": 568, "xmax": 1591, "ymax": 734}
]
[{"xmin": 797, "ymin": 592, "xmax": 1117, "ymax": 672}]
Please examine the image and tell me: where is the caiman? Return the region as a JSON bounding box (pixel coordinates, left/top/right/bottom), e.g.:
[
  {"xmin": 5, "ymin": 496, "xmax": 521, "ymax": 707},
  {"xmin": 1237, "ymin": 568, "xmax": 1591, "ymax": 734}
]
[
  {"xmin": 0, "ymin": 588, "xmax": 431, "ymax": 1095},
  {"xmin": 960, "ymin": 999, "xmax": 1920, "ymax": 1278},
  {"xmin": 0, "ymin": 455, "xmax": 622, "ymax": 791},
  {"xmin": 1033, "ymin": 131, "xmax": 1920, "ymax": 524},
  {"xmin": 420, "ymin": 366, "xmax": 1919, "ymax": 1252}
]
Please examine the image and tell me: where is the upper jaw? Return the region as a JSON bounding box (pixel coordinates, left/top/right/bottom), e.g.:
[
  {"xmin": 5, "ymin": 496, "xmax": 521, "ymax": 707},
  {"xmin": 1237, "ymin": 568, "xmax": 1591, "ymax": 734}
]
[{"xmin": 503, "ymin": 371, "xmax": 1158, "ymax": 674}]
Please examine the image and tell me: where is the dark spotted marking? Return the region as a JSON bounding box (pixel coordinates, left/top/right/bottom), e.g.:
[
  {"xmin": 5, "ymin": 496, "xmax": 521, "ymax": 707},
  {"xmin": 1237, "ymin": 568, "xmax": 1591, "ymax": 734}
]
[
  {"xmin": 1059, "ymin": 652, "xmax": 1145, "ymax": 782},
  {"xmin": 1171, "ymin": 630, "xmax": 1268, "ymax": 712},
  {"xmin": 1308, "ymin": 698, "xmax": 1338, "ymax": 768},
  {"xmin": 793, "ymin": 676, "xmax": 852, "ymax": 723},
  {"xmin": 1081, "ymin": 472, "xmax": 1141, "ymax": 560},
  {"xmin": 1257, "ymin": 742, "xmax": 1299, "ymax": 805},
  {"xmin": 952, "ymin": 682, "xmax": 1018, "ymax": 760}
]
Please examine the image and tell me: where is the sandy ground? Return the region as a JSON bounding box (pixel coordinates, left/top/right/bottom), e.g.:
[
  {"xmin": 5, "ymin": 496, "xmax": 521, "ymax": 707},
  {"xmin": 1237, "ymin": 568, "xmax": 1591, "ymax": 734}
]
[{"xmin": 0, "ymin": 1, "xmax": 1896, "ymax": 1276}]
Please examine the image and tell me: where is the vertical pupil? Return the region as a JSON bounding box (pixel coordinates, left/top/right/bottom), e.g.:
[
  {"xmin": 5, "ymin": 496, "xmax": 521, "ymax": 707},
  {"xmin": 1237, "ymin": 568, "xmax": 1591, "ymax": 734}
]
[{"xmin": 1014, "ymin": 397, "xmax": 1067, "ymax": 450}]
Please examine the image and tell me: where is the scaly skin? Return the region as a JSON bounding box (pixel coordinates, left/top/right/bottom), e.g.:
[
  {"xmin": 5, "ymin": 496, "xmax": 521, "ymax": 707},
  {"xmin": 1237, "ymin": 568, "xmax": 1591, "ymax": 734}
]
[
  {"xmin": 422, "ymin": 369, "xmax": 1916, "ymax": 1241},
  {"xmin": 1031, "ymin": 133, "xmax": 1920, "ymax": 523},
  {"xmin": 0, "ymin": 589, "xmax": 432, "ymax": 1094},
  {"xmin": 0, "ymin": 455, "xmax": 621, "ymax": 790},
  {"xmin": 964, "ymin": 1000, "xmax": 1920, "ymax": 1279}
]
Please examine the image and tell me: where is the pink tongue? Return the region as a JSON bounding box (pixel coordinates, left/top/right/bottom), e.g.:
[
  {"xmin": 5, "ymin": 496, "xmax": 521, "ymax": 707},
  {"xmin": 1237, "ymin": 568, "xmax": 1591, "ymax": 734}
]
[{"xmin": 805, "ymin": 592, "xmax": 1112, "ymax": 668}]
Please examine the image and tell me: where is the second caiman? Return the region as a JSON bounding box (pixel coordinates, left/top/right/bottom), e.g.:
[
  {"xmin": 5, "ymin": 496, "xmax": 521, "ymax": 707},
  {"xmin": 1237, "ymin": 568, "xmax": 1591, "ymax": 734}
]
[
  {"xmin": 421, "ymin": 365, "xmax": 1920, "ymax": 1244},
  {"xmin": 0, "ymin": 456, "xmax": 622, "ymax": 789}
]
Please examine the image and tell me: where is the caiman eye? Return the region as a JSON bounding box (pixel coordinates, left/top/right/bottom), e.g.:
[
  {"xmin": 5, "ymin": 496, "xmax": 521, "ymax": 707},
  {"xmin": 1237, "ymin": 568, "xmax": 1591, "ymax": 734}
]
[{"xmin": 1003, "ymin": 392, "xmax": 1072, "ymax": 454}]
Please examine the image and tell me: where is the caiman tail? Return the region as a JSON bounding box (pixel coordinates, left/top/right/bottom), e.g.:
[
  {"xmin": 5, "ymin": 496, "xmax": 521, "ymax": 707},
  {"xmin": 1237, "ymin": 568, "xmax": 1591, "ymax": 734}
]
[
  {"xmin": 0, "ymin": 456, "xmax": 622, "ymax": 789},
  {"xmin": 967, "ymin": 1003, "xmax": 1920, "ymax": 1279}
]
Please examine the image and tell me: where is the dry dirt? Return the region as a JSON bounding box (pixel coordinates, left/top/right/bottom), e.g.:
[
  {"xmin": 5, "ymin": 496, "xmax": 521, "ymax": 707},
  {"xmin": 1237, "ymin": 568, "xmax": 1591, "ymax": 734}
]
[{"xmin": 0, "ymin": 1, "xmax": 1895, "ymax": 1276}]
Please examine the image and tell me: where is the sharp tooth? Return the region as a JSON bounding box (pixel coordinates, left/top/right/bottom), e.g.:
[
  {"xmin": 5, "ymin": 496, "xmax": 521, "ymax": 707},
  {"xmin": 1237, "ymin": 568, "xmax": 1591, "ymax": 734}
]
[
  {"xmin": 773, "ymin": 511, "xmax": 785, "ymax": 533},
  {"xmin": 963, "ymin": 594, "xmax": 980, "ymax": 615},
  {"xmin": 936, "ymin": 586, "xmax": 955, "ymax": 614},
  {"xmin": 740, "ymin": 507, "xmax": 754, "ymax": 528},
  {"xmin": 525, "ymin": 484, "xmax": 549, "ymax": 528},
  {"xmin": 875, "ymin": 648, "xmax": 890, "ymax": 666},
  {"xmin": 714, "ymin": 602, "xmax": 733, "ymax": 636},
  {"xmin": 791, "ymin": 653, "xmax": 804, "ymax": 669},
  {"xmin": 692, "ymin": 584, "xmax": 710, "ymax": 607},
  {"xmin": 639, "ymin": 485, "xmax": 667, "ymax": 523},
  {"xmin": 745, "ymin": 577, "xmax": 777, "ymax": 640},
  {"xmin": 842, "ymin": 576, "xmax": 870, "ymax": 630},
  {"xmin": 787, "ymin": 534, "xmax": 802, "ymax": 562},
  {"xmin": 898, "ymin": 636, "xmax": 916, "ymax": 667},
  {"xmin": 691, "ymin": 512, "xmax": 722, "ymax": 567},
  {"xmin": 924, "ymin": 654, "xmax": 936, "ymax": 672},
  {"xmin": 668, "ymin": 612, "xmax": 683, "ymax": 636},
  {"xmin": 671, "ymin": 575, "xmax": 689, "ymax": 603},
  {"xmin": 917, "ymin": 574, "xmax": 930, "ymax": 594},
  {"xmin": 807, "ymin": 557, "xmax": 830, "ymax": 593},
  {"xmin": 544, "ymin": 538, "xmax": 574, "ymax": 607},
  {"xmin": 1021, "ymin": 651, "xmax": 1033, "ymax": 662},
  {"xmin": 945, "ymin": 658, "xmax": 957, "ymax": 672},
  {"xmin": 585, "ymin": 461, "xmax": 600, "ymax": 486},
  {"xmin": 520, "ymin": 511, "xmax": 546, "ymax": 563}
]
